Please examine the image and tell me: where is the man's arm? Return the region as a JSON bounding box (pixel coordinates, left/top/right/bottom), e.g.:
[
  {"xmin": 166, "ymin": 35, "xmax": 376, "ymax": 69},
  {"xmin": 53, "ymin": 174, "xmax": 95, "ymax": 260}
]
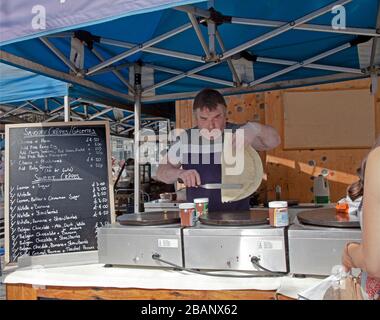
[
  {"xmin": 233, "ymin": 122, "xmax": 281, "ymax": 151},
  {"xmin": 254, "ymin": 122, "xmax": 280, "ymax": 151},
  {"xmin": 155, "ymin": 155, "xmax": 201, "ymax": 187},
  {"xmin": 156, "ymin": 155, "xmax": 182, "ymax": 184}
]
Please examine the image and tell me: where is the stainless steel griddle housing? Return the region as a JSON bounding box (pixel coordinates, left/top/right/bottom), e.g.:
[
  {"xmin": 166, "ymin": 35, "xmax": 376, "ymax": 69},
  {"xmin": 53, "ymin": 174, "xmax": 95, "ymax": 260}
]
[
  {"xmin": 288, "ymin": 209, "xmax": 362, "ymax": 276},
  {"xmin": 98, "ymin": 223, "xmax": 184, "ymax": 268},
  {"xmin": 182, "ymin": 210, "xmax": 287, "ymax": 273},
  {"xmin": 98, "ymin": 205, "xmax": 358, "ymax": 274},
  {"xmin": 97, "ymin": 209, "xmax": 288, "ymax": 272},
  {"xmin": 183, "ymin": 223, "xmax": 288, "ymax": 272}
]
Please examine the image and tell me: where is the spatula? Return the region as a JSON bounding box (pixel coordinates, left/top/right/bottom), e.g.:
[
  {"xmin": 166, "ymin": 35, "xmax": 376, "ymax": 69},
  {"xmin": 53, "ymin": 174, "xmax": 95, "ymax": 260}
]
[
  {"xmin": 178, "ymin": 178, "xmax": 242, "ymax": 189},
  {"xmin": 197, "ymin": 183, "xmax": 243, "ymax": 189}
]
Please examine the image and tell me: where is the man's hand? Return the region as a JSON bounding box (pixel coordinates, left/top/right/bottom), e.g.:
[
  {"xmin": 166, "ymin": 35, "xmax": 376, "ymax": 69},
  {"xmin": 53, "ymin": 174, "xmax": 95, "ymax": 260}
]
[{"xmin": 178, "ymin": 169, "xmax": 201, "ymax": 188}]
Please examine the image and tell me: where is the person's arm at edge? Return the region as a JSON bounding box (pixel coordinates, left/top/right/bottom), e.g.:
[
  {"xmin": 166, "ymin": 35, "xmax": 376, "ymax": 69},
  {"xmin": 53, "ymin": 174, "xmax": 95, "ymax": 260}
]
[{"xmin": 347, "ymin": 147, "xmax": 380, "ymax": 278}]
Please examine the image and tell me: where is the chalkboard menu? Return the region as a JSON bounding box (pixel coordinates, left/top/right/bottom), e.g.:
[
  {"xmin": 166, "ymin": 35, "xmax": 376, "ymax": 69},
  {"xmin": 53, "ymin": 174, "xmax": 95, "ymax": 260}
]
[{"xmin": 4, "ymin": 121, "xmax": 114, "ymax": 263}]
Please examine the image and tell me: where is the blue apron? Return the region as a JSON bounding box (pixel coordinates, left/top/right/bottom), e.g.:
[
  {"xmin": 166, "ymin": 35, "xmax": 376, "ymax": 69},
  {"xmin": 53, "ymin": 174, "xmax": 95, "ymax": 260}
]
[{"xmin": 181, "ymin": 123, "xmax": 250, "ymax": 212}]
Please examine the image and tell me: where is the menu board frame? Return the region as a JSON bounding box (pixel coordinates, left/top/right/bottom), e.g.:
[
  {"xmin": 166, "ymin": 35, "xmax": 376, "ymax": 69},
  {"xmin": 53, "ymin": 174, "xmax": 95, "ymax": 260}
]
[{"xmin": 4, "ymin": 121, "xmax": 115, "ymax": 265}]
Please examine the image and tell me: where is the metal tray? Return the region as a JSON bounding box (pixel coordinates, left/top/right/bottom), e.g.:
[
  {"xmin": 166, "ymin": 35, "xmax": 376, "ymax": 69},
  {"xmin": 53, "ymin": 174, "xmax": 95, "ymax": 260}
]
[
  {"xmin": 199, "ymin": 210, "xmax": 269, "ymax": 226},
  {"xmin": 297, "ymin": 208, "xmax": 360, "ymax": 228},
  {"xmin": 117, "ymin": 211, "xmax": 180, "ymax": 226}
]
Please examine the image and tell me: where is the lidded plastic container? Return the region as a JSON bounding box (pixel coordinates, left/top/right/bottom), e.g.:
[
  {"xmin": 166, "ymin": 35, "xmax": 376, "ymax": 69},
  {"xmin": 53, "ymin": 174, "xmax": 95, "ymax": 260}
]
[
  {"xmin": 194, "ymin": 198, "xmax": 209, "ymax": 218},
  {"xmin": 268, "ymin": 201, "xmax": 289, "ymax": 227},
  {"xmin": 179, "ymin": 203, "xmax": 196, "ymax": 227}
]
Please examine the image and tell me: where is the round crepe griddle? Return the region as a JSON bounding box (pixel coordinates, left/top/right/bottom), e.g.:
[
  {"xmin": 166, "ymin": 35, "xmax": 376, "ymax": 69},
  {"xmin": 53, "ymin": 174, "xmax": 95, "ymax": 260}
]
[
  {"xmin": 297, "ymin": 208, "xmax": 360, "ymax": 228},
  {"xmin": 117, "ymin": 211, "xmax": 180, "ymax": 226},
  {"xmin": 199, "ymin": 210, "xmax": 269, "ymax": 226}
]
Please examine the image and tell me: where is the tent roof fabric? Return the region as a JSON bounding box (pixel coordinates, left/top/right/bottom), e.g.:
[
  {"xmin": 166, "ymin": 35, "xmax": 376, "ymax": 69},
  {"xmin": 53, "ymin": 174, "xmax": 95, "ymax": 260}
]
[
  {"xmin": 0, "ymin": 62, "xmax": 68, "ymax": 103},
  {"xmin": 1, "ymin": 0, "xmax": 379, "ymax": 103},
  {"xmin": 0, "ymin": 0, "xmax": 205, "ymax": 46}
]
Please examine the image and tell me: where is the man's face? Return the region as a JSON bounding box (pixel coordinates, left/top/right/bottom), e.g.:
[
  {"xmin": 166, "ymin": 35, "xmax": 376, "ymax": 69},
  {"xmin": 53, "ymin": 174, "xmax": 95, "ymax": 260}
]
[{"xmin": 195, "ymin": 104, "xmax": 226, "ymax": 140}]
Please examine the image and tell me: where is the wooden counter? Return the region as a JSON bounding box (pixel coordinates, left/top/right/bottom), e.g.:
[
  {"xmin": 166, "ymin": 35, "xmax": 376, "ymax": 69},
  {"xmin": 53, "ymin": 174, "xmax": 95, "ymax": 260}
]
[{"xmin": 6, "ymin": 284, "xmax": 293, "ymax": 300}]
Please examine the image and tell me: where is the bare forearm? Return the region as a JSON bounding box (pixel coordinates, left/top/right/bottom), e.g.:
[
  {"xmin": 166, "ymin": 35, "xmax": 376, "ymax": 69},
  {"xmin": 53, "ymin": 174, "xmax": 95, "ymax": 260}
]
[
  {"xmin": 360, "ymin": 147, "xmax": 380, "ymax": 277},
  {"xmin": 156, "ymin": 163, "xmax": 182, "ymax": 184},
  {"xmin": 348, "ymin": 242, "xmax": 380, "ymax": 277},
  {"xmin": 349, "ymin": 244, "xmax": 366, "ymax": 271},
  {"xmin": 246, "ymin": 122, "xmax": 281, "ymax": 151},
  {"xmin": 362, "ymin": 247, "xmax": 380, "ymax": 278}
]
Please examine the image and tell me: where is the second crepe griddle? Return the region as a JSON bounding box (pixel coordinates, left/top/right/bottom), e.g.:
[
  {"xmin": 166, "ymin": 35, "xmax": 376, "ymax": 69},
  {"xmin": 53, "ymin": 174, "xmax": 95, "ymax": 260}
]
[
  {"xmin": 199, "ymin": 210, "xmax": 269, "ymax": 226},
  {"xmin": 297, "ymin": 208, "xmax": 360, "ymax": 228},
  {"xmin": 117, "ymin": 211, "xmax": 180, "ymax": 226}
]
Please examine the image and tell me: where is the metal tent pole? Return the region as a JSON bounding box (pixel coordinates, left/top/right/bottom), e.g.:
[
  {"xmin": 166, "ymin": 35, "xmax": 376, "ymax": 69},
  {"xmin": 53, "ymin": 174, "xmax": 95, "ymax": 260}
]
[
  {"xmin": 249, "ymin": 42, "xmax": 354, "ymax": 87},
  {"xmin": 176, "ymin": 2, "xmax": 379, "ymax": 37},
  {"xmin": 40, "ymin": 38, "xmax": 79, "ymax": 74},
  {"xmin": 87, "ymin": 23, "xmax": 195, "ymax": 76},
  {"xmin": 256, "ymin": 56, "xmax": 362, "ymax": 74},
  {"xmin": 221, "ymin": 0, "xmax": 351, "ymax": 61},
  {"xmin": 44, "ymin": 98, "xmax": 49, "ymax": 112},
  {"xmin": 215, "ymin": 31, "xmax": 241, "ymax": 85},
  {"xmin": 0, "ymin": 51, "xmax": 135, "ymax": 102},
  {"xmin": 370, "ymin": 3, "xmax": 380, "ymax": 95},
  {"xmin": 26, "ymin": 101, "xmax": 46, "ymax": 114},
  {"xmin": 91, "ymin": 47, "xmax": 135, "ymax": 94},
  {"xmin": 143, "ymin": 0, "xmax": 350, "ymax": 94},
  {"xmin": 231, "ymin": 17, "xmax": 379, "ymax": 37},
  {"xmin": 143, "ymin": 61, "xmax": 222, "ymax": 94},
  {"xmin": 64, "ymin": 94, "xmax": 70, "ymax": 122},
  {"xmin": 208, "ymin": 1, "xmax": 216, "ymax": 52},
  {"xmin": 140, "ymin": 72, "xmax": 366, "ymax": 103},
  {"xmin": 187, "ymin": 13, "xmax": 211, "ymax": 59},
  {"xmin": 0, "ymin": 102, "xmax": 29, "ymax": 119},
  {"xmin": 144, "ymin": 63, "xmax": 234, "ymax": 86},
  {"xmin": 134, "ymin": 65, "xmax": 142, "ymax": 213},
  {"xmin": 99, "ymin": 38, "xmax": 204, "ymax": 63},
  {"xmin": 88, "ymin": 107, "xmax": 112, "ymax": 120}
]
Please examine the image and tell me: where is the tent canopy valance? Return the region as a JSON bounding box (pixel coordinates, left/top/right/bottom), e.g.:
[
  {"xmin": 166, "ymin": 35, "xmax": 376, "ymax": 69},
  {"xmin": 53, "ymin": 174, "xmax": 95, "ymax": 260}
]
[
  {"xmin": 0, "ymin": 0, "xmax": 379, "ymax": 104},
  {"xmin": 0, "ymin": 63, "xmax": 68, "ymax": 104}
]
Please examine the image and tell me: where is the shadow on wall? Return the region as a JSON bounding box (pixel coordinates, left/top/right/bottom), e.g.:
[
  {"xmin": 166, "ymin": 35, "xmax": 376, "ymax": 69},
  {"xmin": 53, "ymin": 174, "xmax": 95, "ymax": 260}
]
[{"xmin": 266, "ymin": 155, "xmax": 360, "ymax": 202}]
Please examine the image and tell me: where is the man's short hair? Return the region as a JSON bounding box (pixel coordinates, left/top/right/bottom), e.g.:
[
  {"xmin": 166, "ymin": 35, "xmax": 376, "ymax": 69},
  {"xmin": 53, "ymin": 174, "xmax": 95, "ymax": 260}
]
[{"xmin": 193, "ymin": 88, "xmax": 227, "ymax": 112}]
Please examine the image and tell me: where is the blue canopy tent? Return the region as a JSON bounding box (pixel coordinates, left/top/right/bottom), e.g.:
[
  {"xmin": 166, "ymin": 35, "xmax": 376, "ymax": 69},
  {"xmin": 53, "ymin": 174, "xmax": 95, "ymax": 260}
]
[
  {"xmin": 0, "ymin": 63, "xmax": 169, "ymax": 135},
  {"xmin": 1, "ymin": 0, "xmax": 379, "ymax": 211}
]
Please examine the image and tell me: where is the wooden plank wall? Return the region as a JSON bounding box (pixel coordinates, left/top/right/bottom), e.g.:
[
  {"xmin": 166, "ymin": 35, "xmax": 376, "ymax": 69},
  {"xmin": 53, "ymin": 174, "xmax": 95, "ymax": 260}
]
[
  {"xmin": 175, "ymin": 78, "xmax": 380, "ymax": 203},
  {"xmin": 175, "ymin": 93, "xmax": 266, "ymax": 128}
]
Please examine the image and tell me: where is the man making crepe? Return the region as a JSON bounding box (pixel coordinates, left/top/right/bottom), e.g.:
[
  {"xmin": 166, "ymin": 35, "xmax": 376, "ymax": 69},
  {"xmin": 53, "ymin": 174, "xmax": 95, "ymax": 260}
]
[{"xmin": 156, "ymin": 88, "xmax": 280, "ymax": 212}]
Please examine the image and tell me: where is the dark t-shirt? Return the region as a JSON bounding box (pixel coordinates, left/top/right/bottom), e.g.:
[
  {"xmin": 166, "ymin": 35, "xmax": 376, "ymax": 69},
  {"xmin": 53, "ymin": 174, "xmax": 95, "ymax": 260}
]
[{"xmin": 169, "ymin": 123, "xmax": 250, "ymax": 212}]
